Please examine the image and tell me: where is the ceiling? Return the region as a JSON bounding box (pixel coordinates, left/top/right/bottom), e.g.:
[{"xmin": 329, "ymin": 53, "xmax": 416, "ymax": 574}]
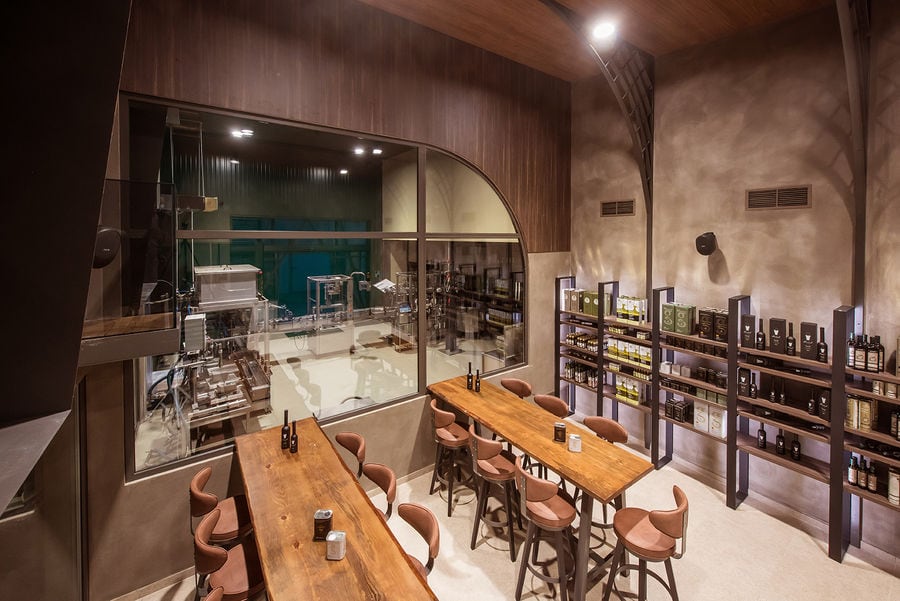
[{"xmin": 356, "ymin": 0, "xmax": 832, "ymax": 81}]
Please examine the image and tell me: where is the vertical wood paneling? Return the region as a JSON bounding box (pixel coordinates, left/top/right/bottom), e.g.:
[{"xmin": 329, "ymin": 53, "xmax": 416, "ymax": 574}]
[{"xmin": 121, "ymin": 0, "xmax": 570, "ymax": 252}]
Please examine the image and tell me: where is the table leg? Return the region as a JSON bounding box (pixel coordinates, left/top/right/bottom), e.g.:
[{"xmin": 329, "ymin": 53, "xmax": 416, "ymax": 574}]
[{"xmin": 574, "ymin": 493, "xmax": 594, "ymax": 601}]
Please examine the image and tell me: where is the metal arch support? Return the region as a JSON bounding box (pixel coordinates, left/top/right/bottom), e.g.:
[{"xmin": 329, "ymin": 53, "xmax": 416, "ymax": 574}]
[
  {"xmin": 540, "ymin": 0, "xmax": 655, "ymax": 300},
  {"xmin": 836, "ymin": 0, "xmax": 870, "ymax": 333}
]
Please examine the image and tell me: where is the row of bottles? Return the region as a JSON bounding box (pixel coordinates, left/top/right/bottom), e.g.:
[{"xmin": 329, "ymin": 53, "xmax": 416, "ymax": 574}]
[
  {"xmin": 615, "ymin": 374, "xmax": 646, "ymax": 406},
  {"xmin": 754, "ymin": 319, "xmax": 828, "ymax": 362},
  {"xmin": 564, "ymin": 362, "xmax": 598, "ymax": 388},
  {"xmin": 281, "ymin": 410, "xmax": 298, "ymax": 453},
  {"xmin": 757, "ymin": 426, "xmax": 802, "ymax": 460},
  {"xmin": 466, "ymin": 363, "xmax": 481, "ymax": 392},
  {"xmin": 564, "ymin": 331, "xmax": 599, "ymax": 353},
  {"xmin": 846, "ymin": 334, "xmax": 886, "ymax": 373},
  {"xmin": 847, "ymin": 455, "xmax": 878, "ymax": 494}
]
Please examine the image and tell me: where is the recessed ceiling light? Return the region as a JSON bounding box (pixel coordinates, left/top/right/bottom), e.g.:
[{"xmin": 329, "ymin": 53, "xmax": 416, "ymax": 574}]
[
  {"xmin": 591, "ymin": 21, "xmax": 616, "ymax": 40},
  {"xmin": 372, "ymin": 148, "xmax": 383, "ymax": 155},
  {"xmin": 339, "ymin": 168, "xmax": 349, "ymax": 175},
  {"xmin": 231, "ymin": 129, "xmax": 254, "ymax": 138},
  {"xmin": 353, "ymin": 147, "xmax": 365, "ymax": 155},
  {"xmin": 240, "ymin": 128, "xmax": 254, "ymax": 136},
  {"xmin": 229, "ymin": 159, "xmax": 240, "ymax": 165}
]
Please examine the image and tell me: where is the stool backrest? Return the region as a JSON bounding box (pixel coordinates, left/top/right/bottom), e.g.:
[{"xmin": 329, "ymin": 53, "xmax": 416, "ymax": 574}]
[
  {"xmin": 467, "ymin": 424, "xmax": 503, "ymax": 476},
  {"xmin": 430, "ymin": 398, "xmax": 456, "ymax": 430},
  {"xmin": 336, "ymin": 431, "xmax": 366, "ymax": 477},
  {"xmin": 190, "ymin": 466, "xmax": 218, "ymax": 518},
  {"xmin": 514, "ymin": 455, "xmax": 561, "ymax": 519},
  {"xmin": 533, "ymin": 394, "xmax": 569, "ymax": 418},
  {"xmin": 649, "ymin": 485, "xmax": 689, "ymax": 558},
  {"xmin": 501, "ymin": 378, "xmax": 533, "ymax": 398},
  {"xmin": 583, "ymin": 416, "xmax": 628, "ymax": 444},
  {"xmin": 194, "ymin": 508, "xmax": 228, "ymax": 576},
  {"xmin": 363, "ymin": 462, "xmax": 397, "ymax": 519},
  {"xmin": 398, "ymin": 503, "xmax": 440, "ymax": 574}
]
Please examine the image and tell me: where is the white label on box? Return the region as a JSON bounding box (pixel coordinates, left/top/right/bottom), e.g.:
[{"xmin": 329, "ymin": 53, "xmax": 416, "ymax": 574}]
[{"xmin": 693, "ymin": 401, "xmax": 709, "ymax": 433}]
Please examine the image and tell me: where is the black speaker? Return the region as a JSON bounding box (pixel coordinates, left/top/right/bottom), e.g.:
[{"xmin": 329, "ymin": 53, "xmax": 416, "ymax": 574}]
[
  {"xmin": 695, "ymin": 232, "xmax": 717, "ymax": 256},
  {"xmin": 93, "ymin": 226, "xmax": 121, "ymax": 268}
]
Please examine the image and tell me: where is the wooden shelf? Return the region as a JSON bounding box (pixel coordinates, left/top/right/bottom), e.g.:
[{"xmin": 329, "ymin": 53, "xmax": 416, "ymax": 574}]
[
  {"xmin": 608, "ymin": 395, "xmax": 652, "ymax": 414},
  {"xmin": 845, "ymin": 383, "xmax": 900, "ymax": 407},
  {"xmin": 847, "ymin": 367, "xmax": 900, "ymax": 386},
  {"xmin": 661, "ymin": 331, "xmax": 728, "ymax": 350},
  {"xmin": 603, "ymin": 316, "xmax": 652, "ymax": 332},
  {"xmin": 739, "ymin": 347, "xmax": 831, "ymax": 370},
  {"xmin": 561, "ymin": 352, "xmax": 597, "ymax": 369},
  {"xmin": 659, "ymin": 341, "xmax": 727, "ymax": 363},
  {"xmin": 660, "ymin": 385, "xmax": 727, "ymax": 408},
  {"xmin": 560, "ymin": 342, "xmax": 597, "ymax": 357},
  {"xmin": 559, "ymin": 376, "xmax": 597, "ymax": 394},
  {"xmin": 843, "ymin": 442, "xmax": 900, "ymax": 470},
  {"xmin": 737, "ymin": 409, "xmax": 830, "ymax": 444},
  {"xmin": 843, "ymin": 481, "xmax": 900, "ymax": 512},
  {"xmin": 845, "ymin": 427, "xmax": 900, "ymax": 449},
  {"xmin": 737, "ymin": 394, "xmax": 831, "ymax": 428},
  {"xmin": 603, "ymin": 354, "xmax": 651, "ymax": 373},
  {"xmin": 737, "ymin": 433, "xmax": 830, "ymax": 483},
  {"xmin": 658, "ymin": 410, "xmax": 727, "ymax": 444},
  {"xmin": 605, "ymin": 331, "xmax": 653, "ymax": 346},
  {"xmin": 663, "ymin": 372, "xmax": 727, "ymax": 395},
  {"xmin": 560, "ymin": 319, "xmax": 599, "ymax": 333},
  {"xmin": 560, "ymin": 309, "xmax": 599, "ymax": 323},
  {"xmin": 737, "ymin": 360, "xmax": 832, "ymax": 388}
]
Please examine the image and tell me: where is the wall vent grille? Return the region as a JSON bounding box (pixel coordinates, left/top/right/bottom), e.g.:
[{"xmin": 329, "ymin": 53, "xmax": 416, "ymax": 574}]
[
  {"xmin": 601, "ymin": 199, "xmax": 635, "ymax": 216},
  {"xmin": 746, "ymin": 185, "xmax": 811, "ymax": 210}
]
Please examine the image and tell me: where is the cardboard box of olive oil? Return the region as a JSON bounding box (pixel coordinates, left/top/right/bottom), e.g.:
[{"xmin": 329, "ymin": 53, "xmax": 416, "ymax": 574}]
[
  {"xmin": 714, "ymin": 310, "xmax": 729, "ymax": 342},
  {"xmin": 799, "ymin": 322, "xmax": 818, "ymax": 360},
  {"xmin": 674, "ymin": 304, "xmax": 696, "ymax": 335},
  {"xmin": 741, "ymin": 314, "xmax": 756, "ymax": 348},
  {"xmin": 698, "ymin": 308, "xmax": 715, "ymax": 340},
  {"xmin": 769, "ymin": 318, "xmax": 787, "ymax": 354},
  {"xmin": 693, "ymin": 401, "xmax": 709, "ymax": 433},
  {"xmin": 662, "ymin": 303, "xmax": 676, "ymax": 332},
  {"xmin": 708, "ymin": 405, "xmax": 727, "ymax": 439}
]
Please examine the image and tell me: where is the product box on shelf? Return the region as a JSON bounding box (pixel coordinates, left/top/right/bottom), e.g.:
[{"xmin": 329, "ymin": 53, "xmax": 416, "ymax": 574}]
[
  {"xmin": 661, "ymin": 303, "xmax": 676, "ymax": 332},
  {"xmin": 769, "ymin": 318, "xmax": 787, "ymax": 354},
  {"xmin": 698, "ymin": 308, "xmax": 715, "ymax": 340},
  {"xmin": 741, "ymin": 314, "xmax": 756, "ymax": 348},
  {"xmin": 674, "ymin": 304, "xmax": 696, "ymax": 335},
  {"xmin": 799, "ymin": 322, "xmax": 818, "ymax": 360},
  {"xmin": 713, "ymin": 310, "xmax": 729, "ymax": 342},
  {"xmin": 709, "ymin": 405, "xmax": 727, "ymax": 438},
  {"xmin": 846, "ymin": 395, "xmax": 859, "ymax": 429},
  {"xmin": 738, "ymin": 367, "xmax": 750, "ymax": 397},
  {"xmin": 694, "ymin": 401, "xmax": 710, "ymax": 432}
]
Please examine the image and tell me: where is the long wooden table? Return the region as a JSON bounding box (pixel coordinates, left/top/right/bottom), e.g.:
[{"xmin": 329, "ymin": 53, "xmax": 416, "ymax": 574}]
[
  {"xmin": 428, "ymin": 376, "xmax": 653, "ymax": 601},
  {"xmin": 235, "ymin": 418, "xmax": 437, "ymax": 600}
]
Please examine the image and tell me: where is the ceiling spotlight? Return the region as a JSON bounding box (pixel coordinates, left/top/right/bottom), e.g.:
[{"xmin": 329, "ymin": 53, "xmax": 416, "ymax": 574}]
[
  {"xmin": 231, "ymin": 130, "xmax": 244, "ymax": 138},
  {"xmin": 240, "ymin": 128, "xmax": 254, "ymax": 136},
  {"xmin": 339, "ymin": 168, "xmax": 349, "ymax": 175},
  {"xmin": 229, "ymin": 159, "xmax": 240, "ymax": 165},
  {"xmin": 372, "ymin": 148, "xmax": 383, "ymax": 155},
  {"xmin": 353, "ymin": 147, "xmax": 365, "ymax": 155},
  {"xmin": 591, "ymin": 21, "xmax": 616, "ymax": 40},
  {"xmin": 231, "ymin": 129, "xmax": 254, "ymax": 138}
]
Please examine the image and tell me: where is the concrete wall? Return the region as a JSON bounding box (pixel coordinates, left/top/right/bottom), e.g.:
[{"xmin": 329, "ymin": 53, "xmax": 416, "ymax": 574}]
[{"xmin": 571, "ymin": 4, "xmax": 899, "ymax": 556}]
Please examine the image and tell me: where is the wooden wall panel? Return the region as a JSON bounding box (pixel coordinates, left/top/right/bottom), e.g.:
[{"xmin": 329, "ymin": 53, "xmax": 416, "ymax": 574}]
[{"xmin": 121, "ymin": 0, "xmax": 571, "ymax": 252}]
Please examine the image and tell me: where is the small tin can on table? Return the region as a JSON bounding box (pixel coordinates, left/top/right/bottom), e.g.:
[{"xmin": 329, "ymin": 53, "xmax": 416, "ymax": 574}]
[
  {"xmin": 313, "ymin": 509, "xmax": 333, "ymax": 541},
  {"xmin": 553, "ymin": 422, "xmax": 567, "ymax": 442},
  {"xmin": 326, "ymin": 530, "xmax": 346, "ymax": 560}
]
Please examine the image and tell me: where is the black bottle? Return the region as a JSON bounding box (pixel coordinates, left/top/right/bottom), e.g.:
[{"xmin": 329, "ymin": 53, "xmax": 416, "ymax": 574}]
[
  {"xmin": 757, "ymin": 423, "xmax": 767, "ymax": 449},
  {"xmin": 778, "ymin": 380, "xmax": 787, "ymax": 405},
  {"xmin": 775, "ymin": 432, "xmax": 786, "ymax": 455},
  {"xmin": 816, "ymin": 327, "xmax": 828, "ymax": 363},
  {"xmin": 848, "ymin": 456, "xmax": 858, "ymax": 485},
  {"xmin": 876, "ymin": 335, "xmax": 885, "ymax": 373},
  {"xmin": 807, "ymin": 393, "xmax": 817, "ymax": 416},
  {"xmin": 749, "ymin": 373, "xmax": 758, "ymax": 399},
  {"xmin": 817, "ymin": 389, "xmax": 830, "ymax": 420},
  {"xmin": 854, "ymin": 335, "xmax": 867, "ymax": 372},
  {"xmin": 867, "ymin": 463, "xmax": 878, "ymax": 493},
  {"xmin": 466, "ymin": 362, "xmax": 473, "ymax": 389},
  {"xmin": 790, "ymin": 437, "xmax": 801, "ymax": 460},
  {"xmin": 755, "ymin": 318, "xmax": 766, "ymax": 351},
  {"xmin": 866, "ymin": 336, "xmax": 879, "ymax": 373},
  {"xmin": 847, "ymin": 334, "xmax": 856, "ymax": 369},
  {"xmin": 281, "ymin": 410, "xmax": 290, "ymax": 450},
  {"xmin": 785, "ymin": 322, "xmax": 796, "ymax": 356},
  {"xmin": 290, "ymin": 420, "xmax": 298, "ymax": 454},
  {"xmin": 858, "ymin": 457, "xmax": 868, "ymax": 488},
  {"xmin": 474, "ymin": 369, "xmax": 481, "ymax": 392},
  {"xmin": 769, "ymin": 386, "xmax": 777, "ymax": 404}
]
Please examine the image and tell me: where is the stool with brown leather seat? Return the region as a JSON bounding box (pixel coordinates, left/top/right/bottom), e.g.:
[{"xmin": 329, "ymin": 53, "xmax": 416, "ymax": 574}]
[
  {"xmin": 428, "ymin": 398, "xmax": 472, "ymax": 517},
  {"xmin": 530, "ymin": 394, "xmax": 570, "ymax": 482},
  {"xmin": 514, "ymin": 456, "xmax": 576, "ymax": 601},
  {"xmin": 190, "ymin": 467, "xmax": 252, "ymax": 545},
  {"xmin": 194, "ymin": 508, "xmax": 265, "ymax": 601},
  {"xmin": 363, "ymin": 462, "xmax": 397, "ymax": 520},
  {"xmin": 335, "ymin": 431, "xmax": 366, "ymax": 477},
  {"xmin": 582, "ymin": 416, "xmax": 629, "ymax": 527},
  {"xmin": 602, "ymin": 485, "xmax": 689, "ymax": 601},
  {"xmin": 468, "ymin": 424, "xmax": 522, "ymax": 561},
  {"xmin": 397, "ymin": 502, "xmax": 441, "ymax": 580}
]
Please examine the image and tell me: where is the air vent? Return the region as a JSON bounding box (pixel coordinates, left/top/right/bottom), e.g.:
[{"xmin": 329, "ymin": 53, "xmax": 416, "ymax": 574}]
[
  {"xmin": 746, "ymin": 185, "xmax": 810, "ymax": 210},
  {"xmin": 601, "ymin": 199, "xmax": 635, "ymax": 217}
]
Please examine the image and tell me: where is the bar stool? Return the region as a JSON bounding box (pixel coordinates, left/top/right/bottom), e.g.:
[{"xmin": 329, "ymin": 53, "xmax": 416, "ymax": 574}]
[
  {"xmin": 494, "ymin": 378, "xmax": 533, "ymax": 452},
  {"xmin": 190, "ymin": 467, "xmax": 252, "ymax": 545},
  {"xmin": 582, "ymin": 416, "xmax": 629, "ymax": 527},
  {"xmin": 514, "ymin": 456, "xmax": 576, "ymax": 601},
  {"xmin": 398, "ymin": 502, "xmax": 441, "ymax": 580},
  {"xmin": 428, "ymin": 398, "xmax": 472, "ymax": 517},
  {"xmin": 602, "ymin": 485, "xmax": 689, "ymax": 601},
  {"xmin": 363, "ymin": 462, "xmax": 397, "ymax": 520},
  {"xmin": 531, "ymin": 394, "xmax": 570, "ymax": 481},
  {"xmin": 468, "ymin": 424, "xmax": 521, "ymax": 561},
  {"xmin": 335, "ymin": 431, "xmax": 366, "ymax": 477},
  {"xmin": 194, "ymin": 509, "xmax": 265, "ymax": 601}
]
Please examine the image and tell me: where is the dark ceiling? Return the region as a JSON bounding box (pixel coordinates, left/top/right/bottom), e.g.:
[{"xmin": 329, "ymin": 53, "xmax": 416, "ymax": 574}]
[{"xmin": 356, "ymin": 0, "xmax": 832, "ymax": 81}]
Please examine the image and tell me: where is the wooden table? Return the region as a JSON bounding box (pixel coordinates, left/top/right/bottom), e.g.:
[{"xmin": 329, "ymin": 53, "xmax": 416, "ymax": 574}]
[
  {"xmin": 235, "ymin": 418, "xmax": 437, "ymax": 601},
  {"xmin": 428, "ymin": 376, "xmax": 653, "ymax": 601}
]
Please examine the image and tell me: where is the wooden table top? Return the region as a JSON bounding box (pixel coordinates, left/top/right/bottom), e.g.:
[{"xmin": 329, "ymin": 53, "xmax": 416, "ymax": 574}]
[
  {"xmin": 235, "ymin": 419, "xmax": 437, "ymax": 601},
  {"xmin": 428, "ymin": 376, "xmax": 653, "ymax": 504}
]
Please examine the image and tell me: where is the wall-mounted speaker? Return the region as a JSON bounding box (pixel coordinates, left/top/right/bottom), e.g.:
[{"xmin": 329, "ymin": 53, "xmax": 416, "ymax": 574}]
[
  {"xmin": 695, "ymin": 232, "xmax": 717, "ymax": 256},
  {"xmin": 93, "ymin": 226, "xmax": 121, "ymax": 268}
]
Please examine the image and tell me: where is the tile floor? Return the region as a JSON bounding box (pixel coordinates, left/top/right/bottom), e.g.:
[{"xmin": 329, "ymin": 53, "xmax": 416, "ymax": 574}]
[{"xmin": 140, "ymin": 446, "xmax": 899, "ymax": 601}]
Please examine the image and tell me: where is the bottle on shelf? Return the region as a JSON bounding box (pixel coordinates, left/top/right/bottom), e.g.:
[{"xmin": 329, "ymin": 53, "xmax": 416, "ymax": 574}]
[
  {"xmin": 858, "ymin": 457, "xmax": 868, "ymax": 489},
  {"xmin": 775, "ymin": 432, "xmax": 786, "ymax": 455},
  {"xmin": 854, "ymin": 335, "xmax": 867, "ymax": 372},
  {"xmin": 816, "ymin": 327, "xmax": 828, "ymax": 363},
  {"xmin": 769, "ymin": 383, "xmax": 777, "ymax": 404},
  {"xmin": 290, "ymin": 420, "xmax": 298, "ymax": 454},
  {"xmin": 807, "ymin": 393, "xmax": 817, "ymax": 416},
  {"xmin": 790, "ymin": 436, "xmax": 802, "ymax": 461},
  {"xmin": 866, "ymin": 336, "xmax": 879, "ymax": 373},
  {"xmin": 876, "ymin": 335, "xmax": 885, "ymax": 373},
  {"xmin": 474, "ymin": 369, "xmax": 481, "ymax": 392},
  {"xmin": 867, "ymin": 462, "xmax": 878, "ymax": 493},
  {"xmin": 757, "ymin": 422, "xmax": 767, "ymax": 449},
  {"xmin": 817, "ymin": 389, "xmax": 830, "ymax": 420},
  {"xmin": 786, "ymin": 322, "xmax": 796, "ymax": 356},
  {"xmin": 756, "ymin": 318, "xmax": 766, "ymax": 351},
  {"xmin": 847, "ymin": 334, "xmax": 856, "ymax": 369},
  {"xmin": 749, "ymin": 373, "xmax": 758, "ymax": 399},
  {"xmin": 466, "ymin": 362, "xmax": 473, "ymax": 389},
  {"xmin": 281, "ymin": 410, "xmax": 290, "ymax": 450},
  {"xmin": 848, "ymin": 456, "xmax": 858, "ymax": 486}
]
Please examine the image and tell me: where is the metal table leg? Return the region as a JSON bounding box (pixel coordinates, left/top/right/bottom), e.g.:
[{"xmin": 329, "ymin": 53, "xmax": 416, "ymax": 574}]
[{"xmin": 574, "ymin": 493, "xmax": 594, "ymax": 601}]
